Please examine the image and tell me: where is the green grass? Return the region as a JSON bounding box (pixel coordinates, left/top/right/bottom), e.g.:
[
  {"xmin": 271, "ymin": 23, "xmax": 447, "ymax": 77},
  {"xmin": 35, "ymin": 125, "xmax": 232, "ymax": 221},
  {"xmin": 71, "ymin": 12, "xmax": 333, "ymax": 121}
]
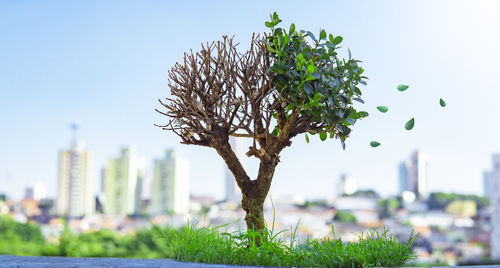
[
  {"xmin": 156, "ymin": 222, "xmax": 418, "ymax": 267},
  {"xmin": 0, "ymin": 215, "xmax": 417, "ymax": 266}
]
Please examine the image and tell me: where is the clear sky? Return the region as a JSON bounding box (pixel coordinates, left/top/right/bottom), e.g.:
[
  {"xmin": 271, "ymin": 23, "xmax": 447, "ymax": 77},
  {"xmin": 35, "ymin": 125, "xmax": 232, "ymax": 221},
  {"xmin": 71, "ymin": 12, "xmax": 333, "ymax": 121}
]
[{"xmin": 1, "ymin": 0, "xmax": 500, "ymax": 200}]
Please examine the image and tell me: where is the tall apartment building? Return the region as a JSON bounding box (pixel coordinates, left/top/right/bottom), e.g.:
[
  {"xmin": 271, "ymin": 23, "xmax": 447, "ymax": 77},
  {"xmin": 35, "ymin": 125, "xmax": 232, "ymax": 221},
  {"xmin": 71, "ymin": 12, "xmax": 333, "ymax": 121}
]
[
  {"xmin": 225, "ymin": 137, "xmax": 245, "ymax": 204},
  {"xmin": 151, "ymin": 149, "xmax": 189, "ymax": 215},
  {"xmin": 398, "ymin": 150, "xmax": 429, "ymax": 199},
  {"xmin": 56, "ymin": 141, "xmax": 95, "ymax": 217},
  {"xmin": 104, "ymin": 147, "xmax": 145, "ymax": 216},
  {"xmin": 484, "ymin": 154, "xmax": 500, "ymax": 259}
]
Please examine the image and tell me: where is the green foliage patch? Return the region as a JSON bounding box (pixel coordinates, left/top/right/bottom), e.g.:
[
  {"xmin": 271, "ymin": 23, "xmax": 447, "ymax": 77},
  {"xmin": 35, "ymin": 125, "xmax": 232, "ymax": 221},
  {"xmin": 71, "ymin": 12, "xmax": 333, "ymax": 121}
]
[
  {"xmin": 0, "ymin": 216, "xmax": 45, "ymax": 256},
  {"xmin": 265, "ymin": 12, "xmax": 368, "ymax": 149},
  {"xmin": 333, "ymin": 211, "xmax": 357, "ymax": 223},
  {"xmin": 427, "ymin": 192, "xmax": 490, "ymax": 210},
  {"xmin": 0, "ymin": 216, "xmax": 167, "ymax": 258}
]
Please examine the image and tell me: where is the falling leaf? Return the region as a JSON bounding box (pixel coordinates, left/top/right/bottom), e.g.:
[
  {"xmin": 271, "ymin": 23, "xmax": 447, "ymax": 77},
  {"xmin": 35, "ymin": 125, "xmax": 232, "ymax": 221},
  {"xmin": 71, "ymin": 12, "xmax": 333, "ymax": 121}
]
[
  {"xmin": 440, "ymin": 98, "xmax": 446, "ymax": 107},
  {"xmin": 370, "ymin": 141, "xmax": 381, "ymax": 147},
  {"xmin": 377, "ymin": 106, "xmax": 388, "ymax": 113},
  {"xmin": 397, "ymin": 84, "xmax": 409, "ymax": 92},
  {"xmin": 305, "ymin": 133, "xmax": 310, "ymax": 143},
  {"xmin": 405, "ymin": 118, "xmax": 415, "ymax": 130}
]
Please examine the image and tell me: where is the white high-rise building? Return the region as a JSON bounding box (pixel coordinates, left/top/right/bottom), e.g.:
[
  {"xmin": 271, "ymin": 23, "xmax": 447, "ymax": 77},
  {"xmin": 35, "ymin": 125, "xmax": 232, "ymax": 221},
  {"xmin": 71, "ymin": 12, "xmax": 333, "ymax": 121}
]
[
  {"xmin": 24, "ymin": 183, "xmax": 47, "ymax": 201},
  {"xmin": 151, "ymin": 149, "xmax": 190, "ymax": 215},
  {"xmin": 337, "ymin": 174, "xmax": 357, "ymax": 196},
  {"xmin": 398, "ymin": 151, "xmax": 429, "ymax": 199},
  {"xmin": 33, "ymin": 182, "xmax": 47, "ymax": 201},
  {"xmin": 104, "ymin": 147, "xmax": 145, "ymax": 216},
  {"xmin": 56, "ymin": 141, "xmax": 95, "ymax": 217},
  {"xmin": 485, "ymin": 154, "xmax": 500, "ymax": 259},
  {"xmin": 225, "ymin": 137, "xmax": 245, "ymax": 204}
]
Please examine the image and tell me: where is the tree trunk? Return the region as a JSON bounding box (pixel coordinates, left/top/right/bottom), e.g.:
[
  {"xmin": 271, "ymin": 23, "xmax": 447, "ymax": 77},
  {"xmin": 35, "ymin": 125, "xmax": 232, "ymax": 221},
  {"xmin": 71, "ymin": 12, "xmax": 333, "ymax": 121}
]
[
  {"xmin": 214, "ymin": 137, "xmax": 280, "ymax": 243},
  {"xmin": 241, "ymin": 193, "xmax": 266, "ymax": 235},
  {"xmin": 240, "ymin": 158, "xmax": 277, "ymax": 242}
]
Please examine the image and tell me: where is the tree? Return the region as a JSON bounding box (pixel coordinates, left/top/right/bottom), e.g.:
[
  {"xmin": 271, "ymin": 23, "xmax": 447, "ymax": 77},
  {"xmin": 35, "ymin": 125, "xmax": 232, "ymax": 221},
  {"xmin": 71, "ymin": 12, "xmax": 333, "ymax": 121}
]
[
  {"xmin": 333, "ymin": 211, "xmax": 357, "ymax": 223},
  {"xmin": 156, "ymin": 13, "xmax": 367, "ymax": 235},
  {"xmin": 378, "ymin": 197, "xmax": 401, "ymax": 219},
  {"xmin": 427, "ymin": 192, "xmax": 490, "ymax": 210}
]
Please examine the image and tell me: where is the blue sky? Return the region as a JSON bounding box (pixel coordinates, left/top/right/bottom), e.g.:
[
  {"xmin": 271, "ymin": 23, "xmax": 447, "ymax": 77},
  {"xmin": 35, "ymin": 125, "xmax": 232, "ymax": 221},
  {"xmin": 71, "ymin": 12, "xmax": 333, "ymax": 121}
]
[{"xmin": 1, "ymin": 0, "xmax": 500, "ymax": 200}]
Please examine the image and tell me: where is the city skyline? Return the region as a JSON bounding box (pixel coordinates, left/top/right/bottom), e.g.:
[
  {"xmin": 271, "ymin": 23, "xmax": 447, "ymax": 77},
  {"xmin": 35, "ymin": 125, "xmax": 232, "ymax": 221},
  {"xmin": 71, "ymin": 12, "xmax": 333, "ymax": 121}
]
[
  {"xmin": 0, "ymin": 134, "xmax": 486, "ymax": 202},
  {"xmin": 2, "ymin": 1, "xmax": 500, "ymax": 200}
]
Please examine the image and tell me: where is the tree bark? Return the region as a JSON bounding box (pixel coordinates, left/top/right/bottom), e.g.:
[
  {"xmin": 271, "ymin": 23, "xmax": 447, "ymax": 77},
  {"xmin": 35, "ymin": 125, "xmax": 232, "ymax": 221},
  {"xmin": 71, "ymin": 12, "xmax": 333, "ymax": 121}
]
[
  {"xmin": 241, "ymin": 193, "xmax": 266, "ymax": 234},
  {"xmin": 240, "ymin": 155, "xmax": 278, "ymax": 242}
]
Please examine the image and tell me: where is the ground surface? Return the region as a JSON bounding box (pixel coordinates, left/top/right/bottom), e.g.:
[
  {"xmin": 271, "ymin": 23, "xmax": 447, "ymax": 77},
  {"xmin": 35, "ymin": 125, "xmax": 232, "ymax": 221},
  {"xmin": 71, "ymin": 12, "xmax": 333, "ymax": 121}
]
[
  {"xmin": 0, "ymin": 255, "xmax": 259, "ymax": 268},
  {"xmin": 0, "ymin": 255, "xmax": 497, "ymax": 268}
]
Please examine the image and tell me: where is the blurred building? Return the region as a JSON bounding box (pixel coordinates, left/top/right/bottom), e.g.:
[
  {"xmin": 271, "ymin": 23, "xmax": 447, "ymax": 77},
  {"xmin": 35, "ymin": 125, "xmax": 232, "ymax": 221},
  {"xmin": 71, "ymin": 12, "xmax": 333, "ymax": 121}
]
[
  {"xmin": 25, "ymin": 182, "xmax": 47, "ymax": 201},
  {"xmin": 104, "ymin": 147, "xmax": 145, "ymax": 216},
  {"xmin": 151, "ymin": 149, "xmax": 189, "ymax": 215},
  {"xmin": 445, "ymin": 200, "xmax": 476, "ymax": 218},
  {"xmin": 20, "ymin": 198, "xmax": 41, "ymax": 218},
  {"xmin": 337, "ymin": 173, "xmax": 357, "ymax": 196},
  {"xmin": 483, "ymin": 154, "xmax": 500, "ymax": 201},
  {"xmin": 56, "ymin": 141, "xmax": 95, "ymax": 217},
  {"xmin": 24, "ymin": 187, "xmax": 34, "ymax": 200},
  {"xmin": 485, "ymin": 154, "xmax": 500, "ymax": 259},
  {"xmin": 225, "ymin": 137, "xmax": 245, "ymax": 204},
  {"xmin": 399, "ymin": 150, "xmax": 429, "ymax": 199}
]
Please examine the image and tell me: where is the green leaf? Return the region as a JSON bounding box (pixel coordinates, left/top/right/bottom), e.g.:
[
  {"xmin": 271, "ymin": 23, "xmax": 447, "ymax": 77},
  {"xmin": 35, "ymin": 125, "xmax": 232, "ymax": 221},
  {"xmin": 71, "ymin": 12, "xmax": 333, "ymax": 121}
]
[
  {"xmin": 306, "ymin": 31, "xmax": 317, "ymax": 43},
  {"xmin": 440, "ymin": 98, "xmax": 446, "ymax": 107},
  {"xmin": 404, "ymin": 118, "xmax": 415, "ymax": 130},
  {"xmin": 376, "ymin": 106, "xmax": 388, "ymax": 113},
  {"xmin": 345, "ymin": 118, "xmax": 355, "ymax": 125},
  {"xmin": 358, "ymin": 111, "xmax": 369, "ymax": 118},
  {"xmin": 289, "ymin": 23, "xmax": 295, "ymax": 34},
  {"xmin": 313, "ymin": 92, "xmax": 323, "ymax": 102},
  {"xmin": 370, "ymin": 141, "xmax": 381, "ymax": 147},
  {"xmin": 307, "ymin": 64, "xmax": 315, "ymax": 75},
  {"xmin": 320, "ymin": 132, "xmax": 327, "ymax": 141},
  {"xmin": 320, "ymin": 29, "xmax": 327, "ymax": 40},
  {"xmin": 353, "ymin": 97, "xmax": 364, "ymax": 104},
  {"xmin": 265, "ymin": 21, "xmax": 273, "ymax": 28},
  {"xmin": 333, "ymin": 36, "xmax": 343, "ymax": 45},
  {"xmin": 272, "ymin": 126, "xmax": 280, "ymax": 136},
  {"xmin": 266, "ymin": 45, "xmax": 276, "ymax": 53},
  {"xmin": 272, "ymin": 12, "xmax": 280, "ymax": 24},
  {"xmin": 305, "ymin": 133, "xmax": 310, "ymax": 143},
  {"xmin": 397, "ymin": 84, "xmax": 409, "ymax": 92},
  {"xmin": 303, "ymin": 83, "xmax": 313, "ymax": 95}
]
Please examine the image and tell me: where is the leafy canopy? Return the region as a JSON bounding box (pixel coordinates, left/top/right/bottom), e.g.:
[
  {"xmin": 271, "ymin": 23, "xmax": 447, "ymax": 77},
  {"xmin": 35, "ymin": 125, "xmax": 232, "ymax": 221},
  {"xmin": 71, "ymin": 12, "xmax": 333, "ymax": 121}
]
[{"xmin": 265, "ymin": 12, "xmax": 368, "ymax": 148}]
